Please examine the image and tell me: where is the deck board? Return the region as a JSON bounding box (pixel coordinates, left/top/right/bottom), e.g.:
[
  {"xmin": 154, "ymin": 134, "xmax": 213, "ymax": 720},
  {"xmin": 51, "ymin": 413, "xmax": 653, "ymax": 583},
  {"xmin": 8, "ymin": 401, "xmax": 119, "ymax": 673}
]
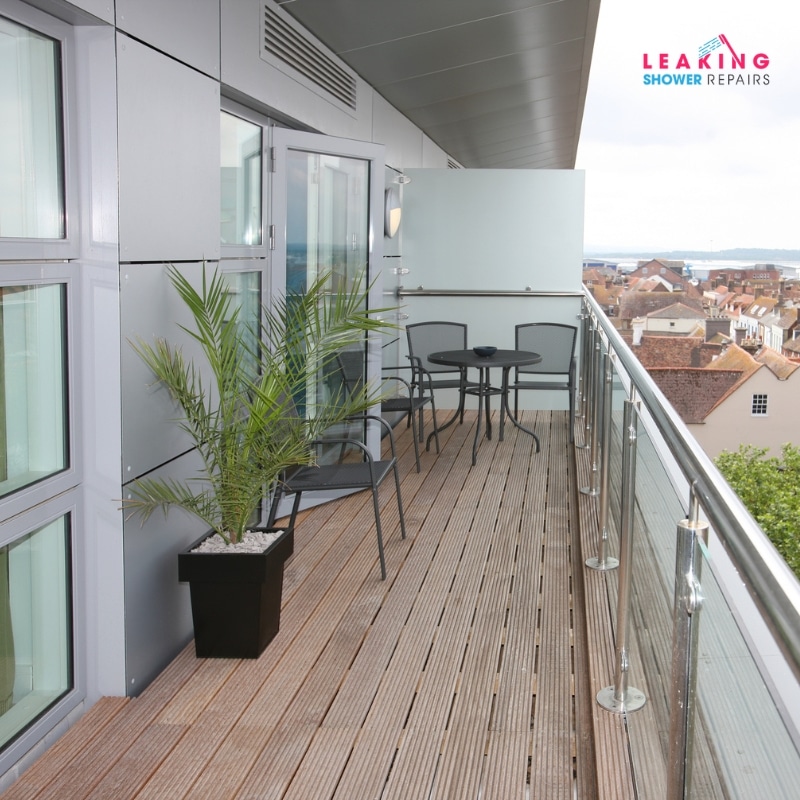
[{"xmin": 3, "ymin": 409, "xmax": 639, "ymax": 800}]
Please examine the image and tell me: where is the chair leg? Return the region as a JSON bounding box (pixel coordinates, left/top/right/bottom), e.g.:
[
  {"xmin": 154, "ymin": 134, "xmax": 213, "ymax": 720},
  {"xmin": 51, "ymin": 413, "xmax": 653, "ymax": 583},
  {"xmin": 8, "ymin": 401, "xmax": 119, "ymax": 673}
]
[
  {"xmin": 267, "ymin": 483, "xmax": 302, "ymax": 530},
  {"xmin": 406, "ymin": 407, "xmax": 422, "ymax": 472},
  {"xmin": 568, "ymin": 382, "xmax": 575, "ymax": 443},
  {"xmin": 428, "ymin": 399, "xmax": 440, "ymax": 454},
  {"xmin": 370, "ymin": 485, "xmax": 387, "ymax": 580},
  {"xmin": 392, "ymin": 462, "xmax": 407, "ymax": 541}
]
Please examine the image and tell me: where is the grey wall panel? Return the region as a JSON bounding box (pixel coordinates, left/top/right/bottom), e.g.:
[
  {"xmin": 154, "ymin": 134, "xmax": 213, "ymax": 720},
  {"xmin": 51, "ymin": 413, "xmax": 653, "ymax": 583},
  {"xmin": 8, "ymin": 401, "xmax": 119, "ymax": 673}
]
[
  {"xmin": 120, "ymin": 261, "xmax": 212, "ymax": 481},
  {"xmin": 122, "ymin": 449, "xmax": 206, "ymax": 695},
  {"xmin": 116, "ymin": 0, "xmax": 219, "ymax": 79},
  {"xmin": 373, "ymin": 95, "xmax": 422, "ymax": 174},
  {"xmin": 117, "ymin": 34, "xmax": 220, "ymax": 263},
  {"xmin": 52, "ymin": 0, "xmax": 113, "ymax": 24},
  {"xmin": 422, "ymin": 136, "xmax": 451, "ymax": 169}
]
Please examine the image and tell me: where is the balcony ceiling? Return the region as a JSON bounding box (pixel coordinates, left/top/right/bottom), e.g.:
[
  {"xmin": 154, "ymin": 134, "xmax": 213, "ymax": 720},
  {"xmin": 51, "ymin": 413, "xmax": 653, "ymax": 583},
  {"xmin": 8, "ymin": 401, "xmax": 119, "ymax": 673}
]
[{"xmin": 278, "ymin": 0, "xmax": 601, "ymax": 169}]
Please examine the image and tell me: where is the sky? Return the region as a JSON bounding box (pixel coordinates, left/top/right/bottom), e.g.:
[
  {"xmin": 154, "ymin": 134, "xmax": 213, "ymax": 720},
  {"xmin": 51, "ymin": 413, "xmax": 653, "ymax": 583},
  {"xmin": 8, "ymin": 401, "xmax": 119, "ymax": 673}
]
[{"xmin": 575, "ymin": 0, "xmax": 800, "ymax": 254}]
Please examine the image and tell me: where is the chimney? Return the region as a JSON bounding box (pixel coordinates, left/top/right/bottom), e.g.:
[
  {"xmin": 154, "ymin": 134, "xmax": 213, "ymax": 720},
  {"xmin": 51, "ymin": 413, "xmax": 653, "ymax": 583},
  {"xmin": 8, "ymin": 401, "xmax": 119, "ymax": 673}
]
[
  {"xmin": 705, "ymin": 317, "xmax": 731, "ymax": 342},
  {"xmin": 632, "ymin": 317, "xmax": 645, "ymax": 346},
  {"xmin": 734, "ymin": 326, "xmax": 747, "ymax": 346}
]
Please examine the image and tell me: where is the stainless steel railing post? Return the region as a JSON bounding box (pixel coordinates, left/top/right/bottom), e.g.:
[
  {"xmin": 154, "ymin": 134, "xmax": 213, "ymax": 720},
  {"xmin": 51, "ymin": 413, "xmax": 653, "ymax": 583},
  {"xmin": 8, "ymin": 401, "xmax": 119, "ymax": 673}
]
[
  {"xmin": 586, "ymin": 348, "xmax": 619, "ymax": 571},
  {"xmin": 576, "ymin": 308, "xmax": 589, "ymax": 421},
  {"xmin": 667, "ymin": 491, "xmax": 708, "ymax": 800},
  {"xmin": 577, "ymin": 321, "xmax": 596, "ymax": 450},
  {"xmin": 597, "ymin": 392, "xmax": 646, "ymax": 713},
  {"xmin": 580, "ymin": 330, "xmax": 602, "ymax": 495}
]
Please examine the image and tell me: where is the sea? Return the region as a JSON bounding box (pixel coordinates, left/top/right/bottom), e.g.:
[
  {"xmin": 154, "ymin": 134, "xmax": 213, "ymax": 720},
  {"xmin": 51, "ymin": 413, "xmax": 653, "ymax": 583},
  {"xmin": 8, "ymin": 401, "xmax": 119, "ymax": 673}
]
[{"xmin": 592, "ymin": 257, "xmax": 800, "ymax": 282}]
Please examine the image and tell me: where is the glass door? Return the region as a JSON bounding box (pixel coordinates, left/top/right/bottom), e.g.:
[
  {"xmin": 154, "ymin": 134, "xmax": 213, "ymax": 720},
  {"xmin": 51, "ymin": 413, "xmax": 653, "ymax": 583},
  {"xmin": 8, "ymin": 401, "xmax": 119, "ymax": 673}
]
[{"xmin": 270, "ymin": 129, "xmax": 385, "ymax": 468}]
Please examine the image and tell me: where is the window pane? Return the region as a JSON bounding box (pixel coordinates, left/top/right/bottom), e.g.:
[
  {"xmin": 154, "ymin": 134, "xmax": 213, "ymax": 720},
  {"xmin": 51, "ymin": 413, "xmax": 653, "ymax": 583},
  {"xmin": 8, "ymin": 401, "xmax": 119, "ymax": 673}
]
[
  {"xmin": 0, "ymin": 16, "xmax": 65, "ymax": 240},
  {"xmin": 220, "ymin": 112, "xmax": 262, "ymax": 246},
  {"xmin": 1, "ymin": 515, "xmax": 72, "ymax": 749},
  {"xmin": 1, "ymin": 284, "xmax": 68, "ymax": 497},
  {"xmin": 224, "ymin": 270, "xmax": 261, "ymax": 380}
]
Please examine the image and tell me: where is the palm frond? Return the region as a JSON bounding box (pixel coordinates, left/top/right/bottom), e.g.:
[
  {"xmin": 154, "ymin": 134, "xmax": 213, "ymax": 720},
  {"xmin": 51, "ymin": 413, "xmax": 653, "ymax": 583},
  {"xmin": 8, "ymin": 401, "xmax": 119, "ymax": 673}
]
[{"xmin": 124, "ymin": 263, "xmax": 398, "ymax": 544}]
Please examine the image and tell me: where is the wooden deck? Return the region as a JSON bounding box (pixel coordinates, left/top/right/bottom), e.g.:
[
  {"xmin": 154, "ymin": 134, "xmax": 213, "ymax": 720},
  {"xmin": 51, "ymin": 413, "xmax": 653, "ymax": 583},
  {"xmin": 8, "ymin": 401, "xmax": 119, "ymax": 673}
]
[{"xmin": 3, "ymin": 409, "xmax": 637, "ymax": 800}]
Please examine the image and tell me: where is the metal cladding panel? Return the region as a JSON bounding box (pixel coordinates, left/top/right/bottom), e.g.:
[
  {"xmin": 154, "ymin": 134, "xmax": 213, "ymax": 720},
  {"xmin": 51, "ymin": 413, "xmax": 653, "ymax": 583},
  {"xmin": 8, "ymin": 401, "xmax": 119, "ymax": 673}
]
[
  {"xmin": 409, "ymin": 72, "xmax": 579, "ymax": 129},
  {"xmin": 120, "ymin": 262, "xmax": 212, "ymax": 481},
  {"xmin": 278, "ymin": 0, "xmax": 598, "ymax": 169},
  {"xmin": 338, "ymin": 3, "xmax": 587, "ymax": 87},
  {"xmin": 116, "ymin": 35, "xmax": 220, "ymax": 263},
  {"xmin": 283, "ymin": 0, "xmax": 552, "ymax": 53},
  {"xmin": 116, "ymin": 0, "xmax": 220, "ymax": 79},
  {"xmin": 384, "ymin": 40, "xmax": 586, "ymax": 111}
]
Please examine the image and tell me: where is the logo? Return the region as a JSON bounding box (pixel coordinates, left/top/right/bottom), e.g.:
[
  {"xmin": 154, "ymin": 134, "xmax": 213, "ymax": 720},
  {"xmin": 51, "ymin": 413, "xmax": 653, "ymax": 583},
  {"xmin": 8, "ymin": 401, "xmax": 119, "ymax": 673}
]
[{"xmin": 642, "ymin": 34, "xmax": 770, "ymax": 86}]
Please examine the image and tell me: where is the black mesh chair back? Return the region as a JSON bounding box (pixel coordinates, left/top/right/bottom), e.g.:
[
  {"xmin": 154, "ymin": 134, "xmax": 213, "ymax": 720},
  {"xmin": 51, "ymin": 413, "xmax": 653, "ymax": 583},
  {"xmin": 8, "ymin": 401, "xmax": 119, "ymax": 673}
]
[
  {"xmin": 406, "ymin": 321, "xmax": 468, "ymax": 380},
  {"xmin": 406, "ymin": 321, "xmax": 477, "ymax": 427},
  {"xmin": 512, "ymin": 323, "xmax": 577, "ymax": 441},
  {"xmin": 336, "ymin": 350, "xmax": 439, "ymax": 472}
]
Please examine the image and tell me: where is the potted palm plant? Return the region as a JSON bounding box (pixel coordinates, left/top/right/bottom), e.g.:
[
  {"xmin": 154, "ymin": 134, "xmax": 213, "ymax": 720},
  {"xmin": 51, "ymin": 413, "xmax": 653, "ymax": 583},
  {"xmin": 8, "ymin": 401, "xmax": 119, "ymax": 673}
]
[{"xmin": 124, "ymin": 264, "xmax": 392, "ymax": 658}]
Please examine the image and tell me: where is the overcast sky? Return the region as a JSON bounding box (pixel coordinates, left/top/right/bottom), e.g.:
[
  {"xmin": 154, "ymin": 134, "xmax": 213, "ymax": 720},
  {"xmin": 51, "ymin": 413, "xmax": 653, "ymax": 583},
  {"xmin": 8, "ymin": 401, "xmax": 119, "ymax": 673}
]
[{"xmin": 575, "ymin": 0, "xmax": 800, "ymax": 254}]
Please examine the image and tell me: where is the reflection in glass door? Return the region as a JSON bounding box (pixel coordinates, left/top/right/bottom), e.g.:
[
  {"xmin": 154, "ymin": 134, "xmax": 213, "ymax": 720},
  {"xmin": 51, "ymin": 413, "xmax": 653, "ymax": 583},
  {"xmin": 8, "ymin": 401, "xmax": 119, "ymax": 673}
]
[
  {"xmin": 285, "ymin": 151, "xmax": 369, "ymax": 459},
  {"xmin": 271, "ymin": 129, "xmax": 385, "ymax": 473}
]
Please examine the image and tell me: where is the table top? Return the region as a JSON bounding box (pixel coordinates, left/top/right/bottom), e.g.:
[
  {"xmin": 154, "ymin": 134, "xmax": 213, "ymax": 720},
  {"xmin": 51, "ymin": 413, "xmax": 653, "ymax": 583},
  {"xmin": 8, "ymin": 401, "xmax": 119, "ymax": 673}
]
[{"xmin": 428, "ymin": 348, "xmax": 542, "ymax": 369}]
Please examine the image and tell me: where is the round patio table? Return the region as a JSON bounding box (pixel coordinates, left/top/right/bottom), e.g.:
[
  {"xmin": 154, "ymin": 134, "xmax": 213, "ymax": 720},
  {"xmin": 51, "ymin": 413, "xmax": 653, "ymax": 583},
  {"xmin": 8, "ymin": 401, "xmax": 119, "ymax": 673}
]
[{"xmin": 428, "ymin": 349, "xmax": 542, "ymax": 465}]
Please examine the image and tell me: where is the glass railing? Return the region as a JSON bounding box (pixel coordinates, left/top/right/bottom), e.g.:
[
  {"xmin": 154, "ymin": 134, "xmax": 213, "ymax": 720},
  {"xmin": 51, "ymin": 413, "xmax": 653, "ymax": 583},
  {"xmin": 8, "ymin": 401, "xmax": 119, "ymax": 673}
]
[{"xmin": 581, "ymin": 290, "xmax": 800, "ymax": 799}]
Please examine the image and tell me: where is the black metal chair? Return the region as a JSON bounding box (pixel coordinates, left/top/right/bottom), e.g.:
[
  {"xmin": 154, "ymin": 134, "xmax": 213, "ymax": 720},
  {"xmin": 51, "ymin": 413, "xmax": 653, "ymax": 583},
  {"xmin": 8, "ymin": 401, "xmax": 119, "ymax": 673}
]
[
  {"xmin": 267, "ymin": 412, "xmax": 406, "ymax": 580},
  {"xmin": 405, "ymin": 321, "xmax": 478, "ymax": 436},
  {"xmin": 336, "ymin": 350, "xmax": 440, "ymax": 472},
  {"xmin": 509, "ymin": 323, "xmax": 578, "ymax": 442}
]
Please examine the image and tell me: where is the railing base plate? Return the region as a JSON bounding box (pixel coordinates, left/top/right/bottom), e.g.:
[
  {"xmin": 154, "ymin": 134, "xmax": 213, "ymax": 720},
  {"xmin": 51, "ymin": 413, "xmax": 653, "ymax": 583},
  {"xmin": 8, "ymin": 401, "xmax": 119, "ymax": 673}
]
[
  {"xmin": 596, "ymin": 685, "xmax": 647, "ymax": 713},
  {"xmin": 586, "ymin": 556, "xmax": 619, "ymax": 571}
]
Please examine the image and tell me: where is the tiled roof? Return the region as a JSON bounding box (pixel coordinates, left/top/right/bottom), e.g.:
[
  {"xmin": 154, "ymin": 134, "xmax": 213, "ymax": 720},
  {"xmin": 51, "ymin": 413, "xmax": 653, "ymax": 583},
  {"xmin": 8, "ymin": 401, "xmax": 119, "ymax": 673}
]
[
  {"xmin": 633, "ymin": 336, "xmax": 721, "ymax": 368},
  {"xmin": 648, "ymin": 368, "xmax": 743, "ymax": 423},
  {"xmin": 707, "ymin": 345, "xmax": 760, "ymax": 374},
  {"xmin": 775, "ymin": 307, "xmax": 799, "ymax": 330},
  {"xmin": 754, "ymin": 346, "xmax": 799, "ymax": 380},
  {"xmin": 619, "ymin": 292, "xmax": 705, "ymax": 321},
  {"xmin": 783, "ymin": 338, "xmax": 800, "ymax": 356},
  {"xmin": 588, "ymin": 283, "xmax": 624, "ymax": 306},
  {"xmin": 742, "ymin": 295, "xmax": 779, "ymax": 316},
  {"xmin": 646, "ymin": 302, "xmax": 705, "ymax": 320}
]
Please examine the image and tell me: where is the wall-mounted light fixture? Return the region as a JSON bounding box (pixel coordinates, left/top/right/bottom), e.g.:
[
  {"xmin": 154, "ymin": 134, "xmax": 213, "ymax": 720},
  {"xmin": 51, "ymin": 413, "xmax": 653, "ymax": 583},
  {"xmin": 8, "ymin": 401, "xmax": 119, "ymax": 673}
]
[{"xmin": 384, "ymin": 185, "xmax": 402, "ymax": 238}]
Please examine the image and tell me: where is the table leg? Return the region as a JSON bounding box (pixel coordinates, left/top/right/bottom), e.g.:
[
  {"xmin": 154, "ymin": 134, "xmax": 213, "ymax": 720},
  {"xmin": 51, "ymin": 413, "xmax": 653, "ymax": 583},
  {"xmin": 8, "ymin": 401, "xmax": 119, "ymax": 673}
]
[
  {"xmin": 500, "ymin": 368, "xmax": 541, "ymax": 452},
  {"xmin": 471, "ymin": 369, "xmax": 484, "ymax": 465},
  {"xmin": 425, "ymin": 372, "xmax": 469, "ymax": 450},
  {"xmin": 483, "ymin": 368, "xmax": 493, "ymax": 441}
]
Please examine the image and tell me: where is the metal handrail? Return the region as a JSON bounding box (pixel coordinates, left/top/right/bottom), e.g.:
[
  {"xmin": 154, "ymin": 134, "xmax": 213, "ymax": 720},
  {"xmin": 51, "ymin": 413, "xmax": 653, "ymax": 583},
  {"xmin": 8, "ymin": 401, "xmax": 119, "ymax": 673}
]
[
  {"xmin": 583, "ymin": 289, "xmax": 800, "ymax": 680},
  {"xmin": 397, "ymin": 288, "xmax": 584, "ymax": 298}
]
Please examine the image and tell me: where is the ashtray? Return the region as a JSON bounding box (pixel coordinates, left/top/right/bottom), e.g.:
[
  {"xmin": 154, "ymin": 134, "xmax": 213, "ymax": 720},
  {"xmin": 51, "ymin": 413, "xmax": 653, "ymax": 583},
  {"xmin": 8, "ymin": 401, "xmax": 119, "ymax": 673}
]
[{"xmin": 473, "ymin": 346, "xmax": 497, "ymax": 358}]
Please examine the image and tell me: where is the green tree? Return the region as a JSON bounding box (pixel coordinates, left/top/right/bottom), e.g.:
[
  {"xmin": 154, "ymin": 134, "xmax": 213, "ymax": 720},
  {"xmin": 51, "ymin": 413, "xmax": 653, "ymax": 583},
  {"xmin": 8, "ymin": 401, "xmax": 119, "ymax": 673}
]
[{"xmin": 715, "ymin": 444, "xmax": 800, "ymax": 576}]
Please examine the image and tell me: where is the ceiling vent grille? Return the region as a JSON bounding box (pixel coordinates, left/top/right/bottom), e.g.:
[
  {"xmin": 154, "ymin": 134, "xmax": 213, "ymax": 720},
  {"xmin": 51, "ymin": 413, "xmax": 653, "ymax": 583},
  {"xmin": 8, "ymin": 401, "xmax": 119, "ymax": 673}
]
[
  {"xmin": 448, "ymin": 159, "xmax": 463, "ymax": 169},
  {"xmin": 263, "ymin": 5, "xmax": 357, "ymax": 111}
]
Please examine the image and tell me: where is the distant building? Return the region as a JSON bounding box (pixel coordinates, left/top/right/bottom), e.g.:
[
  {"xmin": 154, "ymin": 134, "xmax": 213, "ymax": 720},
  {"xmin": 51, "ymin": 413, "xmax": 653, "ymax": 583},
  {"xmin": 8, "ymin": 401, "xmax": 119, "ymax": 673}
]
[{"xmin": 629, "ymin": 335, "xmax": 800, "ymax": 458}]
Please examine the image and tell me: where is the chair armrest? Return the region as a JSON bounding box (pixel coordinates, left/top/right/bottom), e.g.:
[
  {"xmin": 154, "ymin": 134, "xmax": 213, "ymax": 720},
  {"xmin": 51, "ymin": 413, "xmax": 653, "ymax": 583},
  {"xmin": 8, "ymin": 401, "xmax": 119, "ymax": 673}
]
[
  {"xmin": 387, "ymin": 362, "xmax": 435, "ymax": 396},
  {"xmin": 336, "ymin": 412, "xmax": 400, "ymax": 457}
]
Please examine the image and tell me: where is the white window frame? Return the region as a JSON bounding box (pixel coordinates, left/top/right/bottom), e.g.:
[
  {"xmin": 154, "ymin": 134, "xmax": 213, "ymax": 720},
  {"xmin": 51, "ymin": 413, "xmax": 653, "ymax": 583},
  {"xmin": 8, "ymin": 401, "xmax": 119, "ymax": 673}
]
[
  {"xmin": 219, "ymin": 98, "xmax": 272, "ymax": 262},
  {"xmin": 0, "ymin": 1, "xmax": 79, "ymax": 262},
  {"xmin": 0, "ymin": 2, "xmax": 83, "ymax": 770},
  {"xmin": 751, "ymin": 393, "xmax": 768, "ymax": 416}
]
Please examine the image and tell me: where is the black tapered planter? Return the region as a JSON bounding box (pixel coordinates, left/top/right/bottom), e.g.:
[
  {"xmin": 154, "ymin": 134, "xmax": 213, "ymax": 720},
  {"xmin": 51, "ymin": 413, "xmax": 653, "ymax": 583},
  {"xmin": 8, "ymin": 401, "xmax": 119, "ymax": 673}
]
[{"xmin": 177, "ymin": 527, "xmax": 294, "ymax": 659}]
